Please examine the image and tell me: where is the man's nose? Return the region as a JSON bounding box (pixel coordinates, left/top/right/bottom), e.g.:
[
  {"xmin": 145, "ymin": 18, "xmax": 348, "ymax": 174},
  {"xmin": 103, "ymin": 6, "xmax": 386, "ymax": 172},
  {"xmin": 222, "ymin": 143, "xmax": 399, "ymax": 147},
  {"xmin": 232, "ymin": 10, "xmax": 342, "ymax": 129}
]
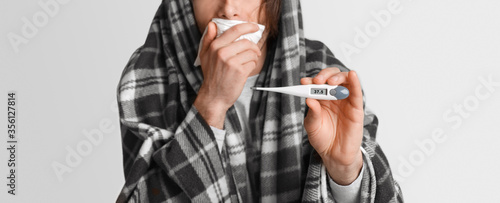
[{"xmin": 218, "ymin": 0, "xmax": 240, "ymax": 20}]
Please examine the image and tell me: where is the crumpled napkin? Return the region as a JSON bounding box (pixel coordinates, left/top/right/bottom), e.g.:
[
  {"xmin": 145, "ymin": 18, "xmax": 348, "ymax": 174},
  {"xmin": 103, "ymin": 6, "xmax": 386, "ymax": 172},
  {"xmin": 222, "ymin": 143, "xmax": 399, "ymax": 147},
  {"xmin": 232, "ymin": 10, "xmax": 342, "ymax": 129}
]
[{"xmin": 193, "ymin": 18, "xmax": 266, "ymax": 67}]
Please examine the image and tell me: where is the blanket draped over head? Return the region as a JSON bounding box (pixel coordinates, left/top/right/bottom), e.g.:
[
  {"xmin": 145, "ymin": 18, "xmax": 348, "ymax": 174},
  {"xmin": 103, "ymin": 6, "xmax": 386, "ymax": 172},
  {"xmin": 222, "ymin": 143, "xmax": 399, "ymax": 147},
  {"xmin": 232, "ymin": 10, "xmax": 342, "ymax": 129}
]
[{"xmin": 116, "ymin": 0, "xmax": 404, "ymax": 202}]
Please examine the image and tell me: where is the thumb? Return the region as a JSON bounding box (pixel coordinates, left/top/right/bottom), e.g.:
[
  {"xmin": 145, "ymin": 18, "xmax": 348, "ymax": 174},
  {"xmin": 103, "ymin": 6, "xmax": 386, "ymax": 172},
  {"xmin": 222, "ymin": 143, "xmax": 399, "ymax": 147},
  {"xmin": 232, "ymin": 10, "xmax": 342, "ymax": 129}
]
[
  {"xmin": 304, "ymin": 98, "xmax": 322, "ymax": 136},
  {"xmin": 201, "ymin": 22, "xmax": 217, "ymax": 54}
]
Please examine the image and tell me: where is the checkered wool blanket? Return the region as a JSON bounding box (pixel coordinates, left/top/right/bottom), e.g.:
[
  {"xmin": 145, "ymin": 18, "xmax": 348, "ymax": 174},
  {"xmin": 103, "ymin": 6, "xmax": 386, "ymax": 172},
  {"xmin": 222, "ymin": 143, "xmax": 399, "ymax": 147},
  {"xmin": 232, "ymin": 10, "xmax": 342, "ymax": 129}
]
[{"xmin": 116, "ymin": 0, "xmax": 404, "ymax": 202}]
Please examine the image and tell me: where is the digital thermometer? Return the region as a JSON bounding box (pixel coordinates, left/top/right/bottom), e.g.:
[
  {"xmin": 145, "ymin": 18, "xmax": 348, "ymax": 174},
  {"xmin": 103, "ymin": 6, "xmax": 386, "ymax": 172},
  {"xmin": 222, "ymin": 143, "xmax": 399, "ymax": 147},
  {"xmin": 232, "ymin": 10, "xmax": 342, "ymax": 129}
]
[{"xmin": 251, "ymin": 84, "xmax": 349, "ymax": 100}]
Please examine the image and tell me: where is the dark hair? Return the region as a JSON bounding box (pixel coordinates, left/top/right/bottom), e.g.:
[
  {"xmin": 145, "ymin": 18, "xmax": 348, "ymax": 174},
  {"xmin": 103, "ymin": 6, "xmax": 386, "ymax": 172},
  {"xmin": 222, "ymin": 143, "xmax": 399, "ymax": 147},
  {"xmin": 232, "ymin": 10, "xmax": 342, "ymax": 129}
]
[{"xmin": 260, "ymin": 0, "xmax": 281, "ymax": 41}]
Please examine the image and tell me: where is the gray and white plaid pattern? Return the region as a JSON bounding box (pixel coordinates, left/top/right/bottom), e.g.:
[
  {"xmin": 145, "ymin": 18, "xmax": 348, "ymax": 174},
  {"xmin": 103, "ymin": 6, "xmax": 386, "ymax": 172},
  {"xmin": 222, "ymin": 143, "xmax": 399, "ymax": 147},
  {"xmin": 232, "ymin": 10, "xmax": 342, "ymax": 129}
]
[{"xmin": 116, "ymin": 0, "xmax": 404, "ymax": 202}]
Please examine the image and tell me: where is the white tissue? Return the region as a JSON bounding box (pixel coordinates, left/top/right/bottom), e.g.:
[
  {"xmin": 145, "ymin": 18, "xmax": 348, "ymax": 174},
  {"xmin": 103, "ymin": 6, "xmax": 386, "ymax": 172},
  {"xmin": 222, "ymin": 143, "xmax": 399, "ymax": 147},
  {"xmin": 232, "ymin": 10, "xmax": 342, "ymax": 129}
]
[{"xmin": 193, "ymin": 18, "xmax": 266, "ymax": 67}]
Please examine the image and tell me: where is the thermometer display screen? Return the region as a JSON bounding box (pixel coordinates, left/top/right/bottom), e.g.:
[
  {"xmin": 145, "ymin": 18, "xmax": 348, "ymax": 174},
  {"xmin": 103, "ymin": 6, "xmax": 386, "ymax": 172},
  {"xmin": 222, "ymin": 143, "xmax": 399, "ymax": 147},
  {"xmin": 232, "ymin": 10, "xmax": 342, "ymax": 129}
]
[{"xmin": 311, "ymin": 88, "xmax": 327, "ymax": 95}]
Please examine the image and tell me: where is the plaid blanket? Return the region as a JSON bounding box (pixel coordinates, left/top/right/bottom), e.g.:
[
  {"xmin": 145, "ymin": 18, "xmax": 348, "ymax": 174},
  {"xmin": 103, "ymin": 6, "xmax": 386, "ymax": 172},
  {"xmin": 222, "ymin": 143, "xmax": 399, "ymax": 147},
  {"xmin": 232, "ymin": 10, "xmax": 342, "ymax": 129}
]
[{"xmin": 116, "ymin": 0, "xmax": 404, "ymax": 202}]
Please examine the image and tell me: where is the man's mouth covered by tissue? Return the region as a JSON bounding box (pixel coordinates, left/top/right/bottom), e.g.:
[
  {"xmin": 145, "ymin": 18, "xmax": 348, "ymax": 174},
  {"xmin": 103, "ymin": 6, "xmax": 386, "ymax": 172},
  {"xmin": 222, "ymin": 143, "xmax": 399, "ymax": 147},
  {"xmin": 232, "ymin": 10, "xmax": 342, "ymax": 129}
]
[{"xmin": 194, "ymin": 18, "xmax": 266, "ymax": 66}]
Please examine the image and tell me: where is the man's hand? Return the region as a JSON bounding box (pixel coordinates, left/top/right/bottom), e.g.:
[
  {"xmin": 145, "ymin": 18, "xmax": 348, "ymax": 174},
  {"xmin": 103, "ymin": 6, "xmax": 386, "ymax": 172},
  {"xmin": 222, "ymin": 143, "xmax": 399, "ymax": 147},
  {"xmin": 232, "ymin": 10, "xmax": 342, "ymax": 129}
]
[
  {"xmin": 302, "ymin": 68, "xmax": 365, "ymax": 185},
  {"xmin": 194, "ymin": 22, "xmax": 262, "ymax": 129}
]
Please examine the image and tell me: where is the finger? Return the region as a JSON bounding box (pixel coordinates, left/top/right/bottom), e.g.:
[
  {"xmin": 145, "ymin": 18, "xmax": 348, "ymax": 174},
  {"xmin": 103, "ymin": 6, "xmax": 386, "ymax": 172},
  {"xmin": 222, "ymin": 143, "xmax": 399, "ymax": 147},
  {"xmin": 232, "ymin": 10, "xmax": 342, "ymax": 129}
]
[
  {"xmin": 241, "ymin": 61, "xmax": 258, "ymax": 75},
  {"xmin": 300, "ymin": 77, "xmax": 313, "ymax": 85},
  {"xmin": 304, "ymin": 98, "xmax": 322, "ymax": 135},
  {"xmin": 227, "ymin": 49, "xmax": 259, "ymax": 68},
  {"xmin": 229, "ymin": 50, "xmax": 259, "ymax": 65},
  {"xmin": 346, "ymin": 70, "xmax": 364, "ymax": 109},
  {"xmin": 326, "ymin": 72, "xmax": 348, "ymax": 86},
  {"xmin": 313, "ymin": 67, "xmax": 342, "ymax": 84},
  {"xmin": 218, "ymin": 39, "xmax": 261, "ymax": 59},
  {"xmin": 201, "ymin": 22, "xmax": 217, "ymax": 54},
  {"xmin": 216, "ymin": 23, "xmax": 260, "ymax": 45}
]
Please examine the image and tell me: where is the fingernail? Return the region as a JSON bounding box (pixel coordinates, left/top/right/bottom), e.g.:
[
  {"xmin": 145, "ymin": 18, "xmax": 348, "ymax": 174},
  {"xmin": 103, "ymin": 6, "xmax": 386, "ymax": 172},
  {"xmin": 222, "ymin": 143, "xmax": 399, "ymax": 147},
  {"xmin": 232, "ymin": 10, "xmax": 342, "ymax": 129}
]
[{"xmin": 317, "ymin": 75, "xmax": 324, "ymax": 81}]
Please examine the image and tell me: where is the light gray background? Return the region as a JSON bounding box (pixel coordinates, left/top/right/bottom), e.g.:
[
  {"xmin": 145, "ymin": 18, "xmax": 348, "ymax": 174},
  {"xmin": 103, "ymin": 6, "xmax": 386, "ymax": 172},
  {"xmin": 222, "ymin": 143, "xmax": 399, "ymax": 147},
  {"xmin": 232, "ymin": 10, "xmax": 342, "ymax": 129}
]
[{"xmin": 1, "ymin": 0, "xmax": 499, "ymax": 202}]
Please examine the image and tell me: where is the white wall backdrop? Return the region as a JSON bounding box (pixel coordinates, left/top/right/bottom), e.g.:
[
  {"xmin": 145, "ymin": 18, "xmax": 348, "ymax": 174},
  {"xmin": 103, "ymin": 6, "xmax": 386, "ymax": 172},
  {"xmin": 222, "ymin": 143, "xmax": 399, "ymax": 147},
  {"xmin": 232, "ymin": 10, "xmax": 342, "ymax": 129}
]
[{"xmin": 1, "ymin": 0, "xmax": 499, "ymax": 202}]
